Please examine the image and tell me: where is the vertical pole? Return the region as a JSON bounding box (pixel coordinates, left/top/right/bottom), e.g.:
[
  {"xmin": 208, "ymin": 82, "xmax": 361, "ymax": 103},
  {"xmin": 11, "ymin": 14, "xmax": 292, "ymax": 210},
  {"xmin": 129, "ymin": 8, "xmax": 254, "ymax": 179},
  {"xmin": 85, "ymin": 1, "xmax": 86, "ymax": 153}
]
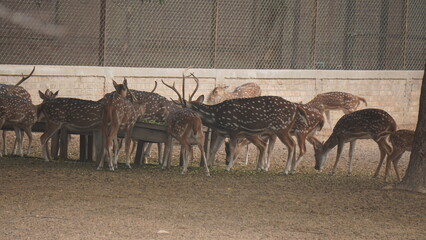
[
  {"xmin": 403, "ymin": 0, "xmax": 409, "ymax": 70},
  {"xmin": 291, "ymin": 0, "xmax": 301, "ymax": 69},
  {"xmin": 311, "ymin": 0, "xmax": 318, "ymax": 69},
  {"xmin": 378, "ymin": 0, "xmax": 389, "ymax": 70},
  {"xmin": 343, "ymin": 0, "xmax": 355, "ymax": 69},
  {"xmin": 99, "ymin": 0, "xmax": 106, "ymax": 66}
]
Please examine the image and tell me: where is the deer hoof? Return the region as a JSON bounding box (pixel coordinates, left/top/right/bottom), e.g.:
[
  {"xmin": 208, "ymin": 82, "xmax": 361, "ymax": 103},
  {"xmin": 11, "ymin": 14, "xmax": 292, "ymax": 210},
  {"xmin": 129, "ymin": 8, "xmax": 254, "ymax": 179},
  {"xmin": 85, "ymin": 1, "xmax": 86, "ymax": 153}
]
[{"xmin": 125, "ymin": 163, "xmax": 132, "ymax": 169}]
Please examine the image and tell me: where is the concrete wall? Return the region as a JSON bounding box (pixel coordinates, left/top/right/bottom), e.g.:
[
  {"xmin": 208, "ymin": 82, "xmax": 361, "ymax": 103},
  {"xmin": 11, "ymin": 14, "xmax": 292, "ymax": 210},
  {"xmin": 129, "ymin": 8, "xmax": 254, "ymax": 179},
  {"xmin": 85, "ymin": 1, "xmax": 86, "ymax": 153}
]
[{"xmin": 0, "ymin": 65, "xmax": 422, "ymax": 127}]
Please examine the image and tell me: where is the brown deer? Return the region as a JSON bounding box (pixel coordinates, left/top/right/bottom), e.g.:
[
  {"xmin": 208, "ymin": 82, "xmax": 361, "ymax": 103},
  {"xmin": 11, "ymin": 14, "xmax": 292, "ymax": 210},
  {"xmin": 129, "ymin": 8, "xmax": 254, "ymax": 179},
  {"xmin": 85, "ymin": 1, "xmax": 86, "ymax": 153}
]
[
  {"xmin": 160, "ymin": 104, "xmax": 210, "ymax": 176},
  {"xmin": 163, "ymin": 73, "xmax": 308, "ymax": 174},
  {"xmin": 207, "ymin": 82, "xmax": 262, "ymax": 166},
  {"xmin": 0, "ymin": 67, "xmax": 35, "ymax": 155},
  {"xmin": 375, "ymin": 129, "xmax": 414, "ymax": 182},
  {"xmin": 38, "ymin": 89, "xmax": 105, "ymax": 164},
  {"xmin": 0, "ymin": 95, "xmax": 38, "ymax": 157},
  {"xmin": 312, "ymin": 108, "xmax": 396, "ymax": 176},
  {"xmin": 306, "ymin": 92, "xmax": 367, "ymax": 129},
  {"xmin": 98, "ymin": 79, "xmax": 155, "ymax": 170}
]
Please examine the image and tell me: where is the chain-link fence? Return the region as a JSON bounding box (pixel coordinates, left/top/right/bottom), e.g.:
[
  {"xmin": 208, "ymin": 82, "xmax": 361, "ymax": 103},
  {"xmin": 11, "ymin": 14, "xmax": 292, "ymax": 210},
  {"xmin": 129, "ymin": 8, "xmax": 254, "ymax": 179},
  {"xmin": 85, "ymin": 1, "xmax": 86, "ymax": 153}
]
[{"xmin": 0, "ymin": 0, "xmax": 424, "ymax": 70}]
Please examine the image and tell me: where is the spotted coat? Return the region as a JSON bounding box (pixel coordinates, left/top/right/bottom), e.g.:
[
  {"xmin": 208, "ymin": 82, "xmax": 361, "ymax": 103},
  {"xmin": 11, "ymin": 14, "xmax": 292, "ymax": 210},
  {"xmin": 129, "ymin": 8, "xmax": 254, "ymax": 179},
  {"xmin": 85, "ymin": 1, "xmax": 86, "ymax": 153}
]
[{"xmin": 207, "ymin": 82, "xmax": 261, "ymax": 105}]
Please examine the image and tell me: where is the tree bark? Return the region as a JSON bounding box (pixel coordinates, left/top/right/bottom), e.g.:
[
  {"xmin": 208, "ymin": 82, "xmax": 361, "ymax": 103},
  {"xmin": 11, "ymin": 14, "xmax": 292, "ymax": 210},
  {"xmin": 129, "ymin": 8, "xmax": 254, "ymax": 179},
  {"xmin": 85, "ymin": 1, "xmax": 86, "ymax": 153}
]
[{"xmin": 396, "ymin": 64, "xmax": 426, "ymax": 193}]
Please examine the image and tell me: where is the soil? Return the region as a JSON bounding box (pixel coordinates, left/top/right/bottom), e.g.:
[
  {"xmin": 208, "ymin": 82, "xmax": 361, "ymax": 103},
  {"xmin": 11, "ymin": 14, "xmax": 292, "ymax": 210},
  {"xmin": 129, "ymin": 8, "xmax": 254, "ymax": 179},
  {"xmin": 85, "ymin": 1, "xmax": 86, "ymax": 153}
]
[{"xmin": 0, "ymin": 130, "xmax": 425, "ymax": 240}]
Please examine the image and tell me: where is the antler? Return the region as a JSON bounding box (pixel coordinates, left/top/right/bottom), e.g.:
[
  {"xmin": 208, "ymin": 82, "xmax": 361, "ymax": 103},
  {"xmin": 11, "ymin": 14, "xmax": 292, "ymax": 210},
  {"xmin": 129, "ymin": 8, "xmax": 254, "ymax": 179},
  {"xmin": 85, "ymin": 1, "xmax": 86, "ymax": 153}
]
[
  {"xmin": 189, "ymin": 73, "xmax": 199, "ymax": 102},
  {"xmin": 16, "ymin": 66, "xmax": 35, "ymax": 86},
  {"xmin": 161, "ymin": 80, "xmax": 185, "ymax": 106}
]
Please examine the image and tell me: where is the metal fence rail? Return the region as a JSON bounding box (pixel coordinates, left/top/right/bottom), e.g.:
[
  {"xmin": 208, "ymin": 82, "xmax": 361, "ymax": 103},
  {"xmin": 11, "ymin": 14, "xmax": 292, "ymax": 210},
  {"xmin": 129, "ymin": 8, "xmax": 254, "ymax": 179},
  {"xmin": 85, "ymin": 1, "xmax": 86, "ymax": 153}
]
[{"xmin": 0, "ymin": 0, "xmax": 424, "ymax": 70}]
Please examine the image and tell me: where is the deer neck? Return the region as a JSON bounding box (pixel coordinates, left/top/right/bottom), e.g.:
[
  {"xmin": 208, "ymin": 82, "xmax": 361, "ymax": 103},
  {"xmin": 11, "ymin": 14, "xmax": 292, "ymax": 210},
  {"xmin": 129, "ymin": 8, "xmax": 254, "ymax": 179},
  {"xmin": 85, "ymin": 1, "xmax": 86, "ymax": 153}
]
[{"xmin": 188, "ymin": 102, "xmax": 216, "ymax": 126}]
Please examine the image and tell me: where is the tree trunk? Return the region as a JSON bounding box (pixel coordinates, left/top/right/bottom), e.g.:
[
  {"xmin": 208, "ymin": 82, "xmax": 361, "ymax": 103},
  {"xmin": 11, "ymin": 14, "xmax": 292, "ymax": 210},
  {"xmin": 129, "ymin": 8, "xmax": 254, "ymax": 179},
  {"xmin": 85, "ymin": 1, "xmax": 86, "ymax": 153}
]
[{"xmin": 396, "ymin": 64, "xmax": 426, "ymax": 193}]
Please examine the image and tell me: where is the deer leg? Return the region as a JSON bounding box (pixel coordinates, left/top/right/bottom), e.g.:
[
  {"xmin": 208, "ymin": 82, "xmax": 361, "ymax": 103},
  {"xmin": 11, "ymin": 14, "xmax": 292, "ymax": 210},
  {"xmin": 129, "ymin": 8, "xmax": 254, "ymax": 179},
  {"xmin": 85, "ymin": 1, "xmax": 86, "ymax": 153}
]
[
  {"xmin": 22, "ymin": 126, "xmax": 32, "ymax": 157},
  {"xmin": 264, "ymin": 135, "xmax": 277, "ymax": 171},
  {"xmin": 162, "ymin": 136, "xmax": 172, "ymax": 169},
  {"xmin": 12, "ymin": 127, "xmax": 23, "ymax": 157},
  {"xmin": 392, "ymin": 153, "xmax": 403, "ymax": 182},
  {"xmin": 244, "ymin": 144, "xmax": 249, "ymax": 165},
  {"xmin": 245, "ymin": 135, "xmax": 267, "ymax": 171},
  {"xmin": 181, "ymin": 144, "xmax": 192, "ymax": 175},
  {"xmin": 40, "ymin": 122, "xmax": 62, "ymax": 162},
  {"xmin": 2, "ymin": 130, "xmax": 7, "ymax": 156},
  {"xmin": 208, "ymin": 134, "xmax": 225, "ymax": 167},
  {"xmin": 277, "ymin": 131, "xmax": 296, "ymax": 175},
  {"xmin": 386, "ymin": 150, "xmax": 403, "ymax": 182},
  {"xmin": 330, "ymin": 142, "xmax": 345, "ymax": 175},
  {"xmin": 347, "ymin": 140, "xmax": 357, "ymax": 176},
  {"xmin": 143, "ymin": 142, "xmax": 153, "ymax": 164},
  {"xmin": 225, "ymin": 137, "xmax": 238, "ymax": 171},
  {"xmin": 124, "ymin": 131, "xmax": 133, "ymax": 169},
  {"xmin": 157, "ymin": 143, "xmax": 163, "ymax": 164},
  {"xmin": 374, "ymin": 139, "xmax": 389, "ymax": 178},
  {"xmin": 293, "ymin": 134, "xmax": 307, "ymax": 173},
  {"xmin": 196, "ymin": 133, "xmax": 210, "ymax": 176},
  {"xmin": 324, "ymin": 110, "xmax": 333, "ymax": 129}
]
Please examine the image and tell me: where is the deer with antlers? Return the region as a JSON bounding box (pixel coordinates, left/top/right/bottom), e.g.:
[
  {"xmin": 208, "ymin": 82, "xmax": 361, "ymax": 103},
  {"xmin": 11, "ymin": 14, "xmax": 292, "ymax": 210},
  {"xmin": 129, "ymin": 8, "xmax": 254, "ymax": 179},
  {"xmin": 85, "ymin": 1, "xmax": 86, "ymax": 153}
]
[
  {"xmin": 98, "ymin": 79, "xmax": 156, "ymax": 170},
  {"xmin": 312, "ymin": 108, "xmax": 396, "ymax": 176},
  {"xmin": 0, "ymin": 67, "xmax": 35, "ymax": 155},
  {"xmin": 163, "ymin": 73, "xmax": 308, "ymax": 174},
  {"xmin": 374, "ymin": 129, "xmax": 414, "ymax": 182},
  {"xmin": 306, "ymin": 92, "xmax": 367, "ymax": 129},
  {"xmin": 38, "ymin": 89, "xmax": 105, "ymax": 164}
]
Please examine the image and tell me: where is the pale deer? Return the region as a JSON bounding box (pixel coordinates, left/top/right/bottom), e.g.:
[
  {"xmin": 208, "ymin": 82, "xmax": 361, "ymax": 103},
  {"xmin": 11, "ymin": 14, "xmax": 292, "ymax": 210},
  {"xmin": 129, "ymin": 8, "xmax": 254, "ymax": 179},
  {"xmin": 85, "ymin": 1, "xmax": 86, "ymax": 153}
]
[
  {"xmin": 0, "ymin": 67, "xmax": 35, "ymax": 155},
  {"xmin": 163, "ymin": 73, "xmax": 308, "ymax": 174},
  {"xmin": 207, "ymin": 82, "xmax": 261, "ymax": 105},
  {"xmin": 161, "ymin": 106, "xmax": 210, "ymax": 176},
  {"xmin": 312, "ymin": 108, "xmax": 396, "ymax": 176},
  {"xmin": 38, "ymin": 90, "xmax": 105, "ymax": 164},
  {"xmin": 207, "ymin": 82, "xmax": 262, "ymax": 166},
  {"xmin": 307, "ymin": 92, "xmax": 367, "ymax": 129},
  {"xmin": 99, "ymin": 79, "xmax": 155, "ymax": 170},
  {"xmin": 375, "ymin": 129, "xmax": 414, "ymax": 182},
  {"xmin": 0, "ymin": 95, "xmax": 38, "ymax": 157}
]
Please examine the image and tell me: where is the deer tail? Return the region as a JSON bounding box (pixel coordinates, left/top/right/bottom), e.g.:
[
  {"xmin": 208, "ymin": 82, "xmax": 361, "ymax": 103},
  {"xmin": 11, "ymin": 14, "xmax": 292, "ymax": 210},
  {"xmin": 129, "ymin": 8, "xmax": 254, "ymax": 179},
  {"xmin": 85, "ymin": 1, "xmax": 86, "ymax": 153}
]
[
  {"xmin": 376, "ymin": 131, "xmax": 393, "ymax": 155},
  {"xmin": 358, "ymin": 96, "xmax": 367, "ymax": 107},
  {"xmin": 296, "ymin": 105, "xmax": 309, "ymax": 127}
]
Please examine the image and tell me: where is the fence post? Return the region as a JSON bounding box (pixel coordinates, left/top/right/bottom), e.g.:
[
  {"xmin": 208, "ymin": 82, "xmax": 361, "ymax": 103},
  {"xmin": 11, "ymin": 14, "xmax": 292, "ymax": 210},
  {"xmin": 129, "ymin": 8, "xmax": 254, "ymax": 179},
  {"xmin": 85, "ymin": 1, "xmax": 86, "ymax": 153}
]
[{"xmin": 99, "ymin": 0, "xmax": 106, "ymax": 66}]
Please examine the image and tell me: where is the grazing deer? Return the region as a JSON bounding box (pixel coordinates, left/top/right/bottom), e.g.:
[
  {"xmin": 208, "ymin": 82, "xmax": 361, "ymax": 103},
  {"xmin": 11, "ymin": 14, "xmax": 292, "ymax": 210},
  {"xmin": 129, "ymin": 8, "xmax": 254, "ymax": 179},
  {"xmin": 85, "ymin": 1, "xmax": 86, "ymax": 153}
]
[
  {"xmin": 207, "ymin": 82, "xmax": 262, "ymax": 165},
  {"xmin": 38, "ymin": 90, "xmax": 105, "ymax": 164},
  {"xmin": 0, "ymin": 67, "xmax": 35, "ymax": 155},
  {"xmin": 306, "ymin": 92, "xmax": 367, "ymax": 129},
  {"xmin": 161, "ymin": 106, "xmax": 210, "ymax": 176},
  {"xmin": 312, "ymin": 108, "xmax": 396, "ymax": 176},
  {"xmin": 226, "ymin": 103, "xmax": 325, "ymax": 172},
  {"xmin": 375, "ymin": 129, "xmax": 414, "ymax": 182},
  {"xmin": 0, "ymin": 95, "xmax": 38, "ymax": 157},
  {"xmin": 99, "ymin": 79, "xmax": 155, "ymax": 170},
  {"xmin": 163, "ymin": 74, "xmax": 307, "ymax": 174}
]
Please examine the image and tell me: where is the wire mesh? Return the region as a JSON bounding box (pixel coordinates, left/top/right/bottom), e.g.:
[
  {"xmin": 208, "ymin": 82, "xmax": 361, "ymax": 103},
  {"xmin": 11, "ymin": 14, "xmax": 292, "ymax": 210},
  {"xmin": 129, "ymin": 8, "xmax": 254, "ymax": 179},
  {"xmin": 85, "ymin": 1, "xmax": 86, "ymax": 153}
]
[{"xmin": 0, "ymin": 0, "xmax": 424, "ymax": 70}]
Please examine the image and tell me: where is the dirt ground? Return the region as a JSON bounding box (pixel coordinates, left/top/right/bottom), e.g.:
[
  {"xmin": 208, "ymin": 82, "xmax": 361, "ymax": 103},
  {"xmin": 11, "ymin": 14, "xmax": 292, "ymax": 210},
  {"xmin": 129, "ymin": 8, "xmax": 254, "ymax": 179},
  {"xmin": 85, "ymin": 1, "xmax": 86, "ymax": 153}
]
[{"xmin": 0, "ymin": 130, "xmax": 425, "ymax": 240}]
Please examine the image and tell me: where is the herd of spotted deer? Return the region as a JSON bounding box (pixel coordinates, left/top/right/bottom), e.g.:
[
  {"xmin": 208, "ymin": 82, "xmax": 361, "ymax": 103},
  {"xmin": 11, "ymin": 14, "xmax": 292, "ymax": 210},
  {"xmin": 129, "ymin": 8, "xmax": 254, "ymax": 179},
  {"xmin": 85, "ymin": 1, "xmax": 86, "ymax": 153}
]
[{"xmin": 0, "ymin": 67, "xmax": 414, "ymax": 182}]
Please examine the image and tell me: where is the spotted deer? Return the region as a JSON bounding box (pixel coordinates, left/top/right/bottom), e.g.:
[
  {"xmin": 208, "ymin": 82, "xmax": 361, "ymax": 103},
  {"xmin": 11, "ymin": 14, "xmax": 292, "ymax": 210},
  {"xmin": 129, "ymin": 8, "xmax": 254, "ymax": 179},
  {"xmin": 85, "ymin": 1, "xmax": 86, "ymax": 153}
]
[
  {"xmin": 312, "ymin": 108, "xmax": 396, "ymax": 176},
  {"xmin": 0, "ymin": 95, "xmax": 38, "ymax": 157},
  {"xmin": 160, "ymin": 103, "xmax": 210, "ymax": 176},
  {"xmin": 0, "ymin": 67, "xmax": 35, "ymax": 155},
  {"xmin": 99, "ymin": 79, "xmax": 155, "ymax": 170},
  {"xmin": 38, "ymin": 89, "xmax": 105, "ymax": 164},
  {"xmin": 226, "ymin": 103, "xmax": 325, "ymax": 172},
  {"xmin": 207, "ymin": 82, "xmax": 262, "ymax": 165},
  {"xmin": 375, "ymin": 129, "xmax": 414, "ymax": 182},
  {"xmin": 163, "ymin": 73, "xmax": 308, "ymax": 174},
  {"xmin": 307, "ymin": 92, "xmax": 367, "ymax": 129}
]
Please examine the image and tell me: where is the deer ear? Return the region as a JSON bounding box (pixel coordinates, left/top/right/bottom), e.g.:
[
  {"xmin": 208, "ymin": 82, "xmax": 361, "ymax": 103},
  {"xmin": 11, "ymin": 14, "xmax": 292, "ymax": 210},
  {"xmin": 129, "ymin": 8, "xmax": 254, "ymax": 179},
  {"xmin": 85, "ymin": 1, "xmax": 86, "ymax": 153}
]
[
  {"xmin": 112, "ymin": 80, "xmax": 119, "ymax": 89},
  {"xmin": 195, "ymin": 95, "xmax": 204, "ymax": 103},
  {"xmin": 39, "ymin": 90, "xmax": 46, "ymax": 100},
  {"xmin": 123, "ymin": 78, "xmax": 128, "ymax": 88},
  {"xmin": 53, "ymin": 90, "xmax": 59, "ymax": 97}
]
